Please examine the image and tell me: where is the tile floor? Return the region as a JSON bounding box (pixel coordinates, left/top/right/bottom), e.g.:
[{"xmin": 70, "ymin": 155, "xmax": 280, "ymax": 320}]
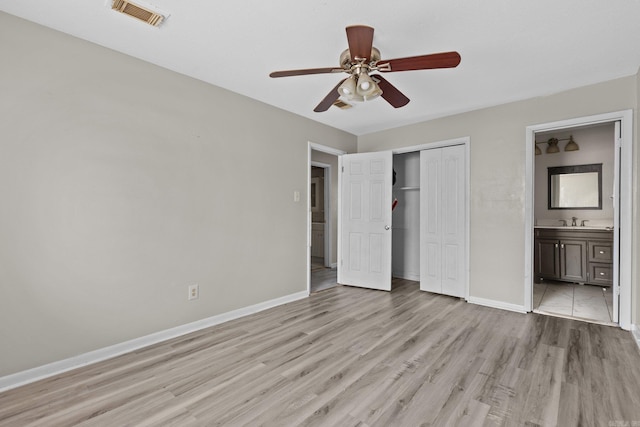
[{"xmin": 534, "ymin": 280, "xmax": 615, "ymax": 325}]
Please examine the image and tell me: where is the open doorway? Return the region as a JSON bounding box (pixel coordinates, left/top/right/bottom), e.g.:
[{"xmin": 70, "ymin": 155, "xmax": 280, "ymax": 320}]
[
  {"xmin": 525, "ymin": 110, "xmax": 633, "ymax": 330},
  {"xmin": 308, "ymin": 143, "xmax": 344, "ymax": 294},
  {"xmin": 532, "ymin": 123, "xmax": 616, "ymax": 325}
]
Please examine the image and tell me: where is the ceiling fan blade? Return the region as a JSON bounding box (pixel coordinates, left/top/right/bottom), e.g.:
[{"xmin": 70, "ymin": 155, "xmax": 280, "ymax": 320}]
[
  {"xmin": 270, "ymin": 67, "xmax": 343, "ymax": 78},
  {"xmin": 378, "ymin": 51, "xmax": 461, "ymax": 72},
  {"xmin": 346, "ymin": 25, "xmax": 374, "ymax": 61},
  {"xmin": 371, "ymin": 75, "xmax": 410, "ymax": 108},
  {"xmin": 314, "ymin": 78, "xmax": 347, "ymax": 112}
]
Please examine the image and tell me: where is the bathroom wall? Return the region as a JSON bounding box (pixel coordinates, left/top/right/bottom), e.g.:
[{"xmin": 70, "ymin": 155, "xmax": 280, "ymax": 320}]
[{"xmin": 534, "ymin": 123, "xmax": 615, "ymax": 226}]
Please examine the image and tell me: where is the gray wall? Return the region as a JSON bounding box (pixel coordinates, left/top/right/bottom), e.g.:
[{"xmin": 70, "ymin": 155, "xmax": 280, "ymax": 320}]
[
  {"xmin": 0, "ymin": 12, "xmax": 356, "ymax": 376},
  {"xmin": 358, "ymin": 76, "xmax": 638, "ymax": 316}
]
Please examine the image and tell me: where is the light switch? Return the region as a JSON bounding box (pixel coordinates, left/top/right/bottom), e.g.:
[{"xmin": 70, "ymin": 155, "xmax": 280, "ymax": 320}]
[{"xmin": 293, "ymin": 190, "xmax": 300, "ymax": 202}]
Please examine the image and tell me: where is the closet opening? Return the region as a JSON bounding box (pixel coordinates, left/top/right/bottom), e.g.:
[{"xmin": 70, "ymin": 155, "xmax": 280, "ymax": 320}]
[{"xmin": 390, "ymin": 139, "xmax": 469, "ymax": 299}]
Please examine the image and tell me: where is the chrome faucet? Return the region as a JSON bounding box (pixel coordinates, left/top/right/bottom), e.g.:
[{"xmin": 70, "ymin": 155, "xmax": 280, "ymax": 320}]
[
  {"xmin": 558, "ymin": 219, "xmax": 568, "ymax": 227},
  {"xmin": 580, "ymin": 220, "xmax": 589, "ymax": 227},
  {"xmin": 571, "ymin": 217, "xmax": 578, "ymax": 226}
]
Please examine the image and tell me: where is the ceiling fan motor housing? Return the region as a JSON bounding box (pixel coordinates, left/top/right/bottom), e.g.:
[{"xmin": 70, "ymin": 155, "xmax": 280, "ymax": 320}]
[{"xmin": 339, "ymin": 47, "xmax": 381, "ymax": 69}]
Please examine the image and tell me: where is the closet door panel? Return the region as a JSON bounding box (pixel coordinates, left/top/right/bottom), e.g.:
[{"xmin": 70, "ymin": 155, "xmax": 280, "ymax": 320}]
[
  {"xmin": 420, "ymin": 145, "xmax": 466, "ymax": 298},
  {"xmin": 441, "ymin": 145, "xmax": 466, "ymax": 297},
  {"xmin": 420, "ymin": 150, "xmax": 442, "ymax": 293}
]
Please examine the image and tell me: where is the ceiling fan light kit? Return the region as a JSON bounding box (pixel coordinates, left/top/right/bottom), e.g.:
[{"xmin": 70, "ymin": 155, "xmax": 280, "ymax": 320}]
[
  {"xmin": 338, "ymin": 75, "xmax": 357, "ymax": 98},
  {"xmin": 269, "ymin": 25, "xmax": 461, "ymax": 112}
]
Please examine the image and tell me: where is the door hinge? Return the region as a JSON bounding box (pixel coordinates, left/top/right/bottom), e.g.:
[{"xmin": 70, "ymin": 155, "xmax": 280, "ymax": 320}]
[
  {"xmin": 342, "ymin": 166, "xmax": 344, "ymax": 173},
  {"xmin": 616, "ymin": 285, "xmax": 621, "ymax": 296}
]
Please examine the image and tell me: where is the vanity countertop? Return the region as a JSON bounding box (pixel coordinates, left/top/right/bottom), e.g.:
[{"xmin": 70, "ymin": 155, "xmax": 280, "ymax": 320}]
[{"xmin": 534, "ymin": 225, "xmax": 613, "ymax": 231}]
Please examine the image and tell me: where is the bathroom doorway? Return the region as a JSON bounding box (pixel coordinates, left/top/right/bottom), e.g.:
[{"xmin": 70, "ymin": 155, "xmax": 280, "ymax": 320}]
[
  {"xmin": 525, "ymin": 110, "xmax": 633, "ymax": 330},
  {"xmin": 532, "ymin": 123, "xmax": 616, "ymax": 325}
]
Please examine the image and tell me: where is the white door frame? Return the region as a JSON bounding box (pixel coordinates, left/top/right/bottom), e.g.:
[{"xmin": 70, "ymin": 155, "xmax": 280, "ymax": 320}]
[
  {"xmin": 307, "ymin": 142, "xmax": 346, "ymax": 295},
  {"xmin": 310, "ymin": 160, "xmax": 332, "ymax": 267},
  {"xmin": 524, "ymin": 110, "xmax": 633, "ymax": 330}
]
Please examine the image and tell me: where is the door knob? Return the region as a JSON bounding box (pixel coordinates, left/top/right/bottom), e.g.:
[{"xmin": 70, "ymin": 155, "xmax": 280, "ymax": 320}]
[{"xmin": 385, "ymin": 225, "xmax": 390, "ymax": 230}]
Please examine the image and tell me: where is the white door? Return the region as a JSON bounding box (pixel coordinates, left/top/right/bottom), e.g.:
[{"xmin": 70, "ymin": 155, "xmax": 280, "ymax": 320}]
[
  {"xmin": 420, "ymin": 145, "xmax": 466, "ymax": 297},
  {"xmin": 338, "ymin": 151, "xmax": 393, "ymax": 291},
  {"xmin": 612, "ymin": 121, "xmax": 621, "ymax": 323}
]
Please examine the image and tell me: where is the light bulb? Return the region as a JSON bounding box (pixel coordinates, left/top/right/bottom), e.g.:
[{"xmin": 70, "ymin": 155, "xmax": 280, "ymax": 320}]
[{"xmin": 338, "ymin": 76, "xmax": 357, "ymax": 100}]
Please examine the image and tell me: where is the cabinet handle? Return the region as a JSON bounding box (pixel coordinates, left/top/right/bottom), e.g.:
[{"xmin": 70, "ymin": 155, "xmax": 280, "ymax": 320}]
[
  {"xmin": 554, "ymin": 243, "xmax": 558, "ymax": 248},
  {"xmin": 561, "ymin": 243, "xmax": 564, "ymax": 249},
  {"xmin": 599, "ymin": 250, "xmax": 605, "ymax": 254},
  {"xmin": 600, "ymin": 272, "xmax": 605, "ymax": 276}
]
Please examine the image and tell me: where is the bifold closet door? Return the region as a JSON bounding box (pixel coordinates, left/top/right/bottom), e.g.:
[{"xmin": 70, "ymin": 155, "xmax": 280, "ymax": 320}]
[{"xmin": 420, "ymin": 145, "xmax": 466, "ymax": 297}]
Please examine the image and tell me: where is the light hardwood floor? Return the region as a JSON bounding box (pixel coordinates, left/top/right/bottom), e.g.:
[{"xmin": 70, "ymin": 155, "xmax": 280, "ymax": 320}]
[{"xmin": 2, "ymin": 279, "xmax": 640, "ymax": 426}]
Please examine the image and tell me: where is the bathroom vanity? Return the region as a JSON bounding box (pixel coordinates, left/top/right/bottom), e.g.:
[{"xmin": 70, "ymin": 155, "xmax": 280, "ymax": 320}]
[{"xmin": 534, "ymin": 227, "xmax": 613, "ymax": 287}]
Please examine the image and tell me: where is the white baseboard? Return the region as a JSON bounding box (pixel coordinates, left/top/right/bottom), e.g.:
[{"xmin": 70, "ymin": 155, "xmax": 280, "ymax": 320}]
[
  {"xmin": 467, "ymin": 296, "xmax": 527, "ymax": 314},
  {"xmin": 0, "ymin": 291, "xmax": 308, "ymax": 393},
  {"xmin": 631, "ymin": 325, "xmax": 640, "ymax": 351}
]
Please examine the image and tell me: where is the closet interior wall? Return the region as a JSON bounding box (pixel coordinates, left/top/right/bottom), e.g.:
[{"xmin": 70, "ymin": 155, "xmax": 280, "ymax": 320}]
[{"xmin": 392, "ymin": 152, "xmax": 421, "ymax": 281}]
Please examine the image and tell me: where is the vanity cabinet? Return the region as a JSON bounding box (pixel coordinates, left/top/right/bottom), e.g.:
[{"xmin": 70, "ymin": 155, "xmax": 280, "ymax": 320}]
[{"xmin": 534, "ymin": 228, "xmax": 613, "ymax": 287}]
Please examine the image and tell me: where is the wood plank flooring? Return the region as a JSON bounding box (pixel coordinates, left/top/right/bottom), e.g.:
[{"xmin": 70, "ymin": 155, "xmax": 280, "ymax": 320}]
[{"xmin": 1, "ymin": 279, "xmax": 640, "ymax": 426}]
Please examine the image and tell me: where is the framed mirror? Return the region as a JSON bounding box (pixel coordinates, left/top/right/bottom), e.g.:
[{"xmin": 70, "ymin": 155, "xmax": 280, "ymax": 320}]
[{"xmin": 548, "ymin": 163, "xmax": 602, "ymax": 210}]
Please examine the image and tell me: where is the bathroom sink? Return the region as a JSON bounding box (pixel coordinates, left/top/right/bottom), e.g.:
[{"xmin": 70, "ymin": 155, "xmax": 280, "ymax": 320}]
[{"xmin": 534, "ymin": 225, "xmax": 613, "ymax": 231}]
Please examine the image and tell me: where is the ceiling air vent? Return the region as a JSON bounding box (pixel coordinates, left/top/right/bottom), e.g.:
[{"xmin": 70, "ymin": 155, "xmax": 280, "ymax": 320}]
[
  {"xmin": 333, "ymin": 100, "xmax": 352, "ymax": 110},
  {"xmin": 112, "ymin": 0, "xmax": 165, "ymax": 26}
]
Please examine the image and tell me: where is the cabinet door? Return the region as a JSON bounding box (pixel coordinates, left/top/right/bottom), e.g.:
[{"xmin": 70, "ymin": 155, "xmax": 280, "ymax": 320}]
[
  {"xmin": 535, "ymin": 239, "xmax": 559, "ymax": 279},
  {"xmin": 560, "ymin": 240, "xmax": 587, "ymax": 282}
]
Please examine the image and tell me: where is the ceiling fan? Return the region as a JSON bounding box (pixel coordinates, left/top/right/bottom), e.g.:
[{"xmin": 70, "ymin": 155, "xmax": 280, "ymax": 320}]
[{"xmin": 269, "ymin": 25, "xmax": 461, "ymax": 112}]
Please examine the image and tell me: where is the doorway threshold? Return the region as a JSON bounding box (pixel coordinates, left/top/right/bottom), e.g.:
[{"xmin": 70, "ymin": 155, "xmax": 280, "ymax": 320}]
[{"xmin": 533, "ymin": 308, "xmax": 618, "ymax": 327}]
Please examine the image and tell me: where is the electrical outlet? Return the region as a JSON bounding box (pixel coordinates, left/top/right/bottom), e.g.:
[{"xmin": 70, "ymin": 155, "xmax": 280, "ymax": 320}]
[{"xmin": 188, "ymin": 284, "xmax": 199, "ymax": 300}]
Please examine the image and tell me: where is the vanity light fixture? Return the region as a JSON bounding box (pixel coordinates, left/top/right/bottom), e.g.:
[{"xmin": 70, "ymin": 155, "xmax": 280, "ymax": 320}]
[
  {"xmin": 546, "ymin": 138, "xmax": 560, "ymax": 154},
  {"xmin": 534, "ymin": 136, "xmax": 579, "ymax": 155},
  {"xmin": 564, "ymin": 135, "xmax": 579, "ymax": 151}
]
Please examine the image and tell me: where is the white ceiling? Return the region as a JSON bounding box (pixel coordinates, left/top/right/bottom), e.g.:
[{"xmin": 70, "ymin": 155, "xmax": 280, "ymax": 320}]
[{"xmin": 2, "ymin": 0, "xmax": 640, "ymax": 135}]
